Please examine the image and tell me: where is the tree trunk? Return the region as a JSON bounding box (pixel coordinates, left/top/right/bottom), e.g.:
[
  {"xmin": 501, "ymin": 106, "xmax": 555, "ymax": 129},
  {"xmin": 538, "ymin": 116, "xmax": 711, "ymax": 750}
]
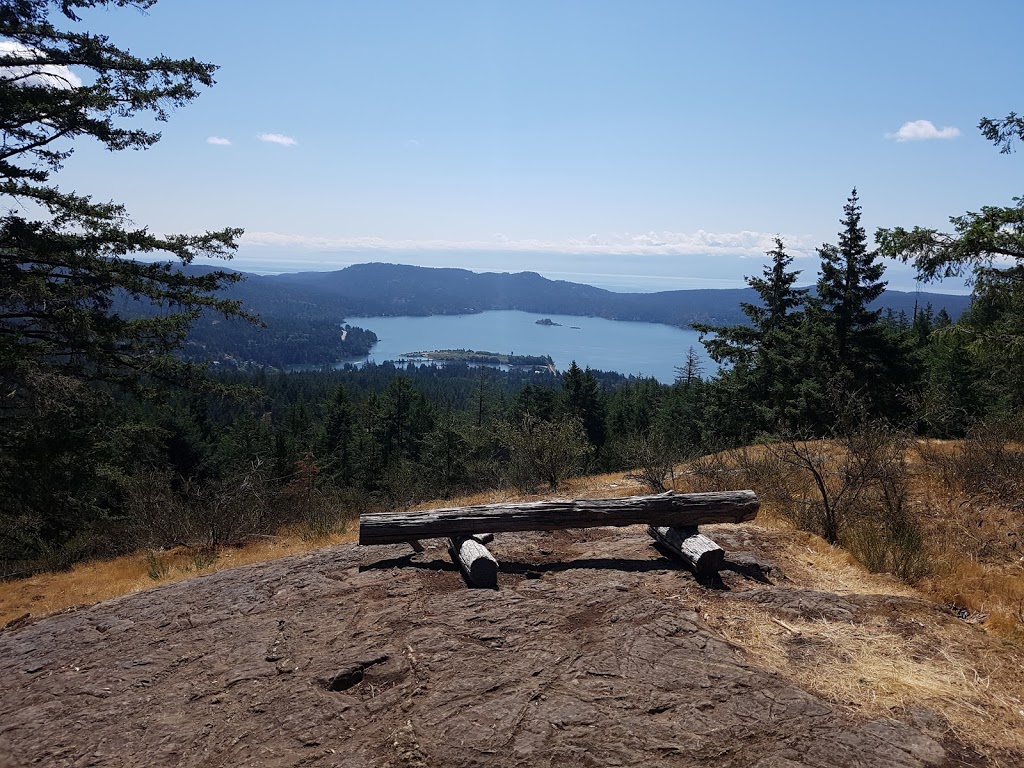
[
  {"xmin": 647, "ymin": 525, "xmax": 725, "ymax": 575},
  {"xmin": 359, "ymin": 490, "xmax": 758, "ymax": 545}
]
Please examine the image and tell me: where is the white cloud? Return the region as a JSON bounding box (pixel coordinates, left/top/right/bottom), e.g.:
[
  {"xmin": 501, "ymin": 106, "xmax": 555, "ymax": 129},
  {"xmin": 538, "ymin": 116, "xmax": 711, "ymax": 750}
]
[
  {"xmin": 206, "ymin": 136, "xmax": 232, "ymax": 146},
  {"xmin": 257, "ymin": 133, "xmax": 297, "ymax": 147},
  {"xmin": 886, "ymin": 120, "xmax": 960, "ymax": 142},
  {"xmin": 240, "ymin": 230, "xmax": 816, "ymax": 258},
  {"xmin": 0, "ymin": 41, "xmax": 81, "ymax": 89}
]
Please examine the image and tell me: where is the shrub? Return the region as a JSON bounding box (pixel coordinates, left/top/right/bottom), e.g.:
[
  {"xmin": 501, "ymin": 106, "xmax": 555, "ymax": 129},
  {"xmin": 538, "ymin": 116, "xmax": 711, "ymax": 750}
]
[
  {"xmin": 623, "ymin": 432, "xmax": 678, "ymax": 492},
  {"xmin": 498, "ymin": 415, "xmax": 593, "ymax": 492},
  {"xmin": 767, "ymin": 425, "xmax": 930, "ymax": 581}
]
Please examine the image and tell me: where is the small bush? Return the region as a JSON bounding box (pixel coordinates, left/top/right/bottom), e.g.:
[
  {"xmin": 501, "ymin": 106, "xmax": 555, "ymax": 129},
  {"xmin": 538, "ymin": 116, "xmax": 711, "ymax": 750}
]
[
  {"xmin": 498, "ymin": 415, "xmax": 593, "ymax": 493},
  {"xmin": 684, "ymin": 452, "xmax": 742, "ymax": 493},
  {"xmin": 953, "ymin": 420, "xmax": 1024, "ymax": 503},
  {"xmin": 623, "ymin": 433, "xmax": 678, "ymax": 492},
  {"xmin": 766, "ymin": 425, "xmax": 930, "ymax": 582},
  {"xmin": 145, "ymin": 551, "xmax": 171, "ymax": 581},
  {"xmin": 731, "ymin": 444, "xmax": 811, "ymax": 506}
]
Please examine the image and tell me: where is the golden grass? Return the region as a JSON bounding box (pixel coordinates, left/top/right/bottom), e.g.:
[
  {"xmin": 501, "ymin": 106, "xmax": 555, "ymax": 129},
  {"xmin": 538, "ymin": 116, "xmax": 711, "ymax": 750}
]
[
  {"xmin": 684, "ymin": 438, "xmax": 1024, "ymax": 760},
  {"xmin": 697, "ymin": 521, "xmax": 1024, "ymax": 759},
  {"xmin": 688, "ymin": 439, "xmax": 1024, "ymax": 636},
  {"xmin": 0, "ymin": 531, "xmax": 355, "ymax": 627},
  {"xmin": 705, "ymin": 601, "xmax": 1024, "ymax": 759},
  {"xmin": 924, "ymin": 559, "xmax": 1024, "ymax": 634}
]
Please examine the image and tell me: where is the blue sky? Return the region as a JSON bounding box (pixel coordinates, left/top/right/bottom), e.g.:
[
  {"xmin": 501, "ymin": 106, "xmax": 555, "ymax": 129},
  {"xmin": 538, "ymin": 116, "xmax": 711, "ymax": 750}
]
[{"xmin": 41, "ymin": 1, "xmax": 1024, "ymax": 291}]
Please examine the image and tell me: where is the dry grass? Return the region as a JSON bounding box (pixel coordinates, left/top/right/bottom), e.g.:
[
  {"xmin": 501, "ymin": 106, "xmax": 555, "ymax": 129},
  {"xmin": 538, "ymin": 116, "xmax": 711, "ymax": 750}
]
[
  {"xmin": 684, "ymin": 439, "xmax": 1024, "ymax": 637},
  {"xmin": 7, "ymin": 438, "xmax": 1022, "ymax": 634},
  {"xmin": 692, "ymin": 524, "xmax": 1024, "ymax": 761},
  {"xmin": 705, "ymin": 601, "xmax": 1024, "ymax": 759},
  {"xmin": 0, "ymin": 532, "xmax": 355, "ymax": 627},
  {"xmin": 679, "ymin": 438, "xmax": 1024, "ymax": 761}
]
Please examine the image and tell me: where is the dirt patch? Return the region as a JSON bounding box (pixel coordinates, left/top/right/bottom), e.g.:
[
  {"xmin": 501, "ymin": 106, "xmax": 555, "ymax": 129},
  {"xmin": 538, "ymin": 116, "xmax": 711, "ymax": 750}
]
[{"xmin": 0, "ymin": 527, "xmax": 1014, "ymax": 767}]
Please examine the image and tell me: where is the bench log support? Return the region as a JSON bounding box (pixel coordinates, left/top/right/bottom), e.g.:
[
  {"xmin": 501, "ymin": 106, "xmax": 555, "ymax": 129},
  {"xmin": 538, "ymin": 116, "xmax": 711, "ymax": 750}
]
[
  {"xmin": 448, "ymin": 535, "xmax": 499, "ymax": 588},
  {"xmin": 648, "ymin": 525, "xmax": 725, "ymax": 575}
]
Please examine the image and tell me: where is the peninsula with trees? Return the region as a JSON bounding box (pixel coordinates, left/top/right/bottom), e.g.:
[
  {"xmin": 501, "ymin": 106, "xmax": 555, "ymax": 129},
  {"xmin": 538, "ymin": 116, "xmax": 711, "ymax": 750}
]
[{"xmin": 402, "ymin": 349, "xmax": 556, "ymax": 370}]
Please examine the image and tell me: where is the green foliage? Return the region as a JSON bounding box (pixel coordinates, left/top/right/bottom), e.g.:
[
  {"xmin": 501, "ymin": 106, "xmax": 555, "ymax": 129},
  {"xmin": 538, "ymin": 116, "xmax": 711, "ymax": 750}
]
[
  {"xmin": 978, "ymin": 112, "xmax": 1024, "ymax": 154},
  {"xmin": 0, "ymin": 1, "xmax": 256, "ymax": 568},
  {"xmin": 808, "ymin": 189, "xmax": 913, "ymax": 426},
  {"xmin": 562, "ymin": 361, "xmax": 606, "ymax": 451},
  {"xmin": 790, "ymin": 191, "xmax": 915, "ymax": 431},
  {"xmin": 695, "ymin": 236, "xmax": 808, "ymax": 438},
  {"xmin": 877, "ymin": 112, "xmax": 1024, "ymax": 431},
  {"xmin": 498, "ymin": 414, "xmax": 593, "ymax": 492}
]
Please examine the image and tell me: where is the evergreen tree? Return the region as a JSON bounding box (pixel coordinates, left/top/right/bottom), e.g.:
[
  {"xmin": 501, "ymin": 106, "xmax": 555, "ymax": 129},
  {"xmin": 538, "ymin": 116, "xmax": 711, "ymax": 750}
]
[
  {"xmin": 674, "ymin": 346, "xmax": 704, "ymax": 388},
  {"xmin": 695, "ymin": 236, "xmax": 807, "ymax": 436},
  {"xmin": 510, "ymin": 382, "xmax": 559, "ymax": 423},
  {"xmin": 321, "ymin": 384, "xmax": 356, "ymax": 485},
  {"xmin": 1, "ymin": 1, "xmax": 246, "ymax": 413},
  {"xmin": 562, "ymin": 361, "xmax": 607, "ymax": 450},
  {"xmin": 805, "ymin": 190, "xmax": 911, "ymax": 427},
  {"xmin": 814, "ymin": 189, "xmax": 886, "ymax": 373},
  {"xmin": 377, "ymin": 377, "xmax": 434, "ymax": 466},
  {"xmin": 877, "ymin": 113, "xmax": 1024, "ymax": 423},
  {"xmin": 0, "ymin": 1, "xmax": 247, "ymax": 566}
]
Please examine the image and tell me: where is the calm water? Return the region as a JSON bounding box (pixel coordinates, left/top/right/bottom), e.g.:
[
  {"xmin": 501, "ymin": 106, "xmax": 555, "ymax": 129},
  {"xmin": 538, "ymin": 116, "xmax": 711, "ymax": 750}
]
[{"xmin": 342, "ymin": 311, "xmax": 709, "ymax": 383}]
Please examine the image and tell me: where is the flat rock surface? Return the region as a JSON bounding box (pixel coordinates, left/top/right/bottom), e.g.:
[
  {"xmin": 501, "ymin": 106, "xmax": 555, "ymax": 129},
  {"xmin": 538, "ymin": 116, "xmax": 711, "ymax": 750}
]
[{"xmin": 0, "ymin": 527, "xmax": 967, "ymax": 767}]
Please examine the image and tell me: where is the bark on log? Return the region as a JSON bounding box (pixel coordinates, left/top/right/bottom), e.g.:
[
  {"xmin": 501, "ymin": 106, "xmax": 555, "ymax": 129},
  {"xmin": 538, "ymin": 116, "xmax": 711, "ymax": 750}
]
[
  {"xmin": 359, "ymin": 490, "xmax": 758, "ymax": 545},
  {"xmin": 648, "ymin": 525, "xmax": 725, "ymax": 575},
  {"xmin": 448, "ymin": 536, "xmax": 499, "ymax": 588}
]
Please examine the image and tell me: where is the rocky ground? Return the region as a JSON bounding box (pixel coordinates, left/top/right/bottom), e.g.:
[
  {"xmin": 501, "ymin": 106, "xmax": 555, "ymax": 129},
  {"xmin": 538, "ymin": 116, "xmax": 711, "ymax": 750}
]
[{"xmin": 0, "ymin": 524, "xmax": 1014, "ymax": 767}]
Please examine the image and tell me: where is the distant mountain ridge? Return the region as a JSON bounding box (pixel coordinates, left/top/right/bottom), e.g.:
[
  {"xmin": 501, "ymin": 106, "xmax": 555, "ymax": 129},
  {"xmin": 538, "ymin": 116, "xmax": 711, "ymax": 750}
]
[
  {"xmin": 168, "ymin": 262, "xmax": 972, "ymax": 368},
  {"xmin": 263, "ymin": 262, "xmax": 971, "ymax": 327}
]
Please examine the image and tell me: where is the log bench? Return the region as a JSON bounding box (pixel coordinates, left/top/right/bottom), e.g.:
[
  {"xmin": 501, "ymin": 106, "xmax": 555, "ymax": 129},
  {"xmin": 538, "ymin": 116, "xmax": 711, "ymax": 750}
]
[{"xmin": 359, "ymin": 490, "xmax": 758, "ymax": 587}]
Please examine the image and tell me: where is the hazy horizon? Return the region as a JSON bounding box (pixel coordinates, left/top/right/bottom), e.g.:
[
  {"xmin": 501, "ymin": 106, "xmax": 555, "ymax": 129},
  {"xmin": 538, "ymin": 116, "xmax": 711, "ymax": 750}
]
[{"xmin": 219, "ymin": 249, "xmax": 973, "ymax": 296}]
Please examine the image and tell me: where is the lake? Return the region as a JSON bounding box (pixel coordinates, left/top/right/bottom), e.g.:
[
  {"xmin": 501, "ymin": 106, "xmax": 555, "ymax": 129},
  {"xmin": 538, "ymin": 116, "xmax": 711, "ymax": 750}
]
[{"xmin": 341, "ymin": 311, "xmax": 709, "ymax": 383}]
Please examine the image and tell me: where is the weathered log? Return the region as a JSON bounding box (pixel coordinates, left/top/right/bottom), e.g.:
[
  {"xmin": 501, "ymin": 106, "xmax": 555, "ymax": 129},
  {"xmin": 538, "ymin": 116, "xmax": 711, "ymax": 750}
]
[
  {"xmin": 448, "ymin": 536, "xmax": 499, "ymax": 588},
  {"xmin": 648, "ymin": 525, "xmax": 725, "ymax": 575},
  {"xmin": 359, "ymin": 490, "xmax": 758, "ymax": 545}
]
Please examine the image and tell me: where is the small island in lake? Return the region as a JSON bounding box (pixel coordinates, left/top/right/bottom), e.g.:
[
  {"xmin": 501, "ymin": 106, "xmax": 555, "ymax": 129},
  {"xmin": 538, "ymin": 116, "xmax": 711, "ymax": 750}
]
[
  {"xmin": 403, "ymin": 348, "xmax": 555, "ymax": 369},
  {"xmin": 535, "ymin": 318, "xmax": 562, "ymax": 326}
]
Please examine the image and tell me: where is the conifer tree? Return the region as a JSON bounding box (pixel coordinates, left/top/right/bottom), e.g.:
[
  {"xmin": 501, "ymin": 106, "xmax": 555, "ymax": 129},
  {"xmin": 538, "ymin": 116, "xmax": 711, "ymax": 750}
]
[
  {"xmin": 1, "ymin": 1, "xmax": 246, "ymax": 416},
  {"xmin": 695, "ymin": 237, "xmax": 806, "ymax": 367},
  {"xmin": 321, "ymin": 384, "xmax": 356, "ymax": 485},
  {"xmin": 877, "ymin": 112, "xmax": 1024, "ymax": 423},
  {"xmin": 562, "ymin": 361, "xmax": 606, "ymax": 450},
  {"xmin": 695, "ymin": 237, "xmax": 806, "ymax": 435},
  {"xmin": 0, "ymin": 1, "xmax": 247, "ymax": 566},
  {"xmin": 814, "ymin": 189, "xmax": 886, "ymax": 374},
  {"xmin": 803, "ymin": 190, "xmax": 911, "ymax": 428}
]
